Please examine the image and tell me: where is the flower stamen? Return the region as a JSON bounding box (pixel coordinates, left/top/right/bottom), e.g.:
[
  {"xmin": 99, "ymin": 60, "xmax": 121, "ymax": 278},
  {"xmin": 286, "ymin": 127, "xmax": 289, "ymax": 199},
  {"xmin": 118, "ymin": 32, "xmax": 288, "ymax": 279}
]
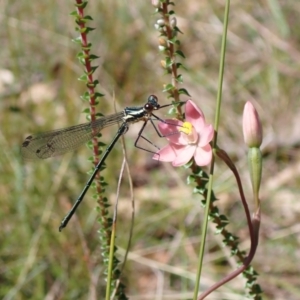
[{"xmin": 179, "ymin": 121, "xmax": 193, "ymax": 135}]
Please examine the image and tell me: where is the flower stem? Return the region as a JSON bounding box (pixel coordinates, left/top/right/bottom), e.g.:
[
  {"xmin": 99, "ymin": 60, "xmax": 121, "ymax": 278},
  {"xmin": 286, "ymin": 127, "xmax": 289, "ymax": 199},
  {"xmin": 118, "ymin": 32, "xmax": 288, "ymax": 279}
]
[{"xmin": 193, "ymin": 1, "xmax": 231, "ymax": 299}]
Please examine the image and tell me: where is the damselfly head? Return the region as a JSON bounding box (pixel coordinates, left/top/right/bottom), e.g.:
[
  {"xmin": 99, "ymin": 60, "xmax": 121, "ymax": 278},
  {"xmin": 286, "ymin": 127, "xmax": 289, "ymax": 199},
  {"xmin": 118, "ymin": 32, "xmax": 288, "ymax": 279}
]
[
  {"xmin": 144, "ymin": 95, "xmax": 160, "ymax": 112},
  {"xmin": 145, "ymin": 94, "xmax": 186, "ymax": 112}
]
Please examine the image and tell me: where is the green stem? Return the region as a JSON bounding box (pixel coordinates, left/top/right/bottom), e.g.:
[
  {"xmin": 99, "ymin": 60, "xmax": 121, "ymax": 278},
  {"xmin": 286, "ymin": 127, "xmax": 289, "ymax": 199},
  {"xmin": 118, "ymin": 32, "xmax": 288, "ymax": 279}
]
[{"xmin": 193, "ymin": 1, "xmax": 230, "ymax": 299}]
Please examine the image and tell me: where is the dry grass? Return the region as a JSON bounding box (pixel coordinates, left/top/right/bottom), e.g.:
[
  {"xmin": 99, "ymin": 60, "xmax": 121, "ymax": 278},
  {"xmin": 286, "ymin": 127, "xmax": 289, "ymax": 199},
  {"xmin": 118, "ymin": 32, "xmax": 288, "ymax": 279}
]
[{"xmin": 0, "ymin": 1, "xmax": 300, "ymax": 299}]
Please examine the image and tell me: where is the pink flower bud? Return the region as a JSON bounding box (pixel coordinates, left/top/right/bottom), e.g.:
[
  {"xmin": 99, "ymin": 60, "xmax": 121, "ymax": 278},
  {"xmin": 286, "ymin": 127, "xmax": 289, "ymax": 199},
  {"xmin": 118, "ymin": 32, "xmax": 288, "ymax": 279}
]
[
  {"xmin": 151, "ymin": 0, "xmax": 160, "ymax": 8},
  {"xmin": 243, "ymin": 101, "xmax": 263, "ymax": 148}
]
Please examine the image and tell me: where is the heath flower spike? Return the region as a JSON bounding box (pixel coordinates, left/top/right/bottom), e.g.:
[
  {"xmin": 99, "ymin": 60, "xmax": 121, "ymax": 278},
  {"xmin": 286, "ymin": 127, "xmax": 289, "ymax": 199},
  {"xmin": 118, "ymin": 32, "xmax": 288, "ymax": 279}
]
[{"xmin": 153, "ymin": 100, "xmax": 214, "ymax": 167}]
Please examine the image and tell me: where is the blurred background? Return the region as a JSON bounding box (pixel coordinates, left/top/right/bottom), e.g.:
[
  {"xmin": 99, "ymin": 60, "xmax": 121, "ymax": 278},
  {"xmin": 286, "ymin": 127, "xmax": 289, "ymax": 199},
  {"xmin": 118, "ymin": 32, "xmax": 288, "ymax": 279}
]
[{"xmin": 1, "ymin": 1, "xmax": 300, "ymax": 299}]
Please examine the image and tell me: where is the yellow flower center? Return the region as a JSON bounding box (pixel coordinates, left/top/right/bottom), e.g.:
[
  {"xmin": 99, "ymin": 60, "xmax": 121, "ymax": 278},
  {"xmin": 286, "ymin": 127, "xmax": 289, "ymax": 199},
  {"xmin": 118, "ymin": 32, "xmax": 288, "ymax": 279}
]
[{"xmin": 179, "ymin": 122, "xmax": 193, "ymax": 135}]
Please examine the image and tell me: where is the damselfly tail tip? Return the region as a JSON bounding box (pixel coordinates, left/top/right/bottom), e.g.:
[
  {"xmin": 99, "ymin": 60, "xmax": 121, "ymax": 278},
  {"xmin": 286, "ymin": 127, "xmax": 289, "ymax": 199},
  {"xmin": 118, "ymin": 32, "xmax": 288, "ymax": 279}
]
[{"xmin": 59, "ymin": 224, "xmax": 65, "ymax": 232}]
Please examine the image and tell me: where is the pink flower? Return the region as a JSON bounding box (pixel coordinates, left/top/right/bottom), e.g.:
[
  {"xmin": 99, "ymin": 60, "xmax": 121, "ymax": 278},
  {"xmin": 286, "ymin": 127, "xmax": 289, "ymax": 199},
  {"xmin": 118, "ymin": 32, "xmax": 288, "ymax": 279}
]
[
  {"xmin": 243, "ymin": 101, "xmax": 263, "ymax": 148},
  {"xmin": 153, "ymin": 100, "xmax": 214, "ymax": 167}
]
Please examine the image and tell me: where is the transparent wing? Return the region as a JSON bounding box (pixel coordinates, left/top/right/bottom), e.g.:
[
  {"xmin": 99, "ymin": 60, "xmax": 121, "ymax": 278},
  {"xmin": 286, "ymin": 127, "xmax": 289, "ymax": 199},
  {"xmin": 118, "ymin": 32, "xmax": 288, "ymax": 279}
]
[{"xmin": 21, "ymin": 111, "xmax": 124, "ymax": 160}]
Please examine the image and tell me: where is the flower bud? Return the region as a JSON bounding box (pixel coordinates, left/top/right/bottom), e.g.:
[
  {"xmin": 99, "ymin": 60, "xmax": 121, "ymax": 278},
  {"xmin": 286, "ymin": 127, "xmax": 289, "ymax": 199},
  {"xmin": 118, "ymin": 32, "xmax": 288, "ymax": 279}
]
[
  {"xmin": 158, "ymin": 37, "xmax": 168, "ymax": 51},
  {"xmin": 156, "ymin": 19, "xmax": 165, "ymax": 27},
  {"xmin": 243, "ymin": 101, "xmax": 263, "ymax": 148},
  {"xmin": 158, "ymin": 37, "xmax": 168, "ymax": 47},
  {"xmin": 160, "ymin": 60, "xmax": 167, "ymax": 69},
  {"xmin": 243, "ymin": 101, "xmax": 263, "ymax": 209},
  {"xmin": 151, "ymin": 0, "xmax": 160, "ymax": 8},
  {"xmin": 170, "ymin": 17, "xmax": 177, "ymax": 28}
]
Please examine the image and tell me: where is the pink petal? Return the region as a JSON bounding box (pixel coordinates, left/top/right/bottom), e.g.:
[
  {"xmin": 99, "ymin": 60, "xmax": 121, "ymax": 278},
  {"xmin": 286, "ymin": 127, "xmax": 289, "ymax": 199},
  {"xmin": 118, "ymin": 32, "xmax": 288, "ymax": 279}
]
[
  {"xmin": 158, "ymin": 119, "xmax": 181, "ymax": 136},
  {"xmin": 198, "ymin": 124, "xmax": 214, "ymax": 147},
  {"xmin": 172, "ymin": 144, "xmax": 196, "ymax": 166},
  {"xmin": 158, "ymin": 120, "xmax": 189, "ymax": 145},
  {"xmin": 152, "ymin": 144, "xmax": 176, "ymax": 162},
  {"xmin": 185, "ymin": 100, "xmax": 205, "ymax": 132},
  {"xmin": 194, "ymin": 144, "xmax": 212, "ymax": 166}
]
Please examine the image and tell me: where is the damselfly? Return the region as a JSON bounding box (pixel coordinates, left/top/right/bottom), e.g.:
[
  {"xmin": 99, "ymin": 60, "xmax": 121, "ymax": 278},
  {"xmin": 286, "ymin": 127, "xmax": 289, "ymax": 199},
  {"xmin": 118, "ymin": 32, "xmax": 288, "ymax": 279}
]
[{"xmin": 21, "ymin": 95, "xmax": 182, "ymax": 231}]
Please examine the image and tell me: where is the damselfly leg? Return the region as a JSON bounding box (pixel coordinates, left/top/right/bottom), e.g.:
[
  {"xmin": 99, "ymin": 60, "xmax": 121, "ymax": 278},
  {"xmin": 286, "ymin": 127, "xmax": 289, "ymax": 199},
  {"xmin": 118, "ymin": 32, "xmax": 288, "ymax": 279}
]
[{"xmin": 134, "ymin": 115, "xmax": 182, "ymax": 157}]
